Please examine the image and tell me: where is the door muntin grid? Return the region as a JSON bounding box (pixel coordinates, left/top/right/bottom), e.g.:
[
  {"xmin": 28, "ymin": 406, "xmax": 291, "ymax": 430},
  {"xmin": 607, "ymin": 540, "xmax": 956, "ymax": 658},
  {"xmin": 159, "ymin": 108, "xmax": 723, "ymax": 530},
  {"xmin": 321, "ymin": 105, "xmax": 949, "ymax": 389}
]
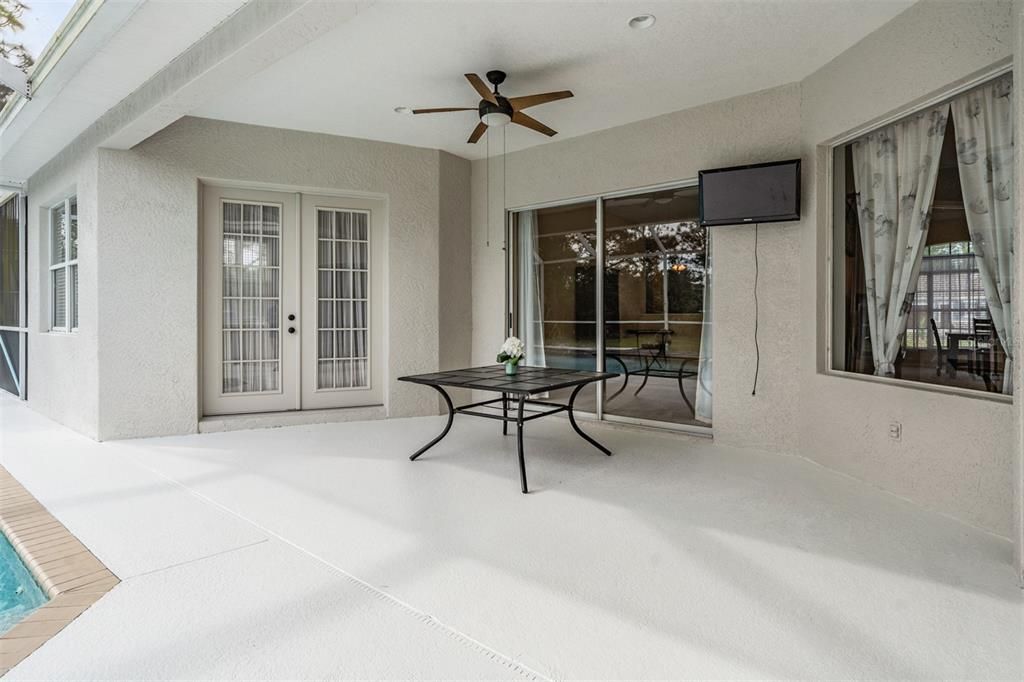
[
  {"xmin": 220, "ymin": 200, "xmax": 282, "ymax": 395},
  {"xmin": 315, "ymin": 208, "xmax": 370, "ymax": 390}
]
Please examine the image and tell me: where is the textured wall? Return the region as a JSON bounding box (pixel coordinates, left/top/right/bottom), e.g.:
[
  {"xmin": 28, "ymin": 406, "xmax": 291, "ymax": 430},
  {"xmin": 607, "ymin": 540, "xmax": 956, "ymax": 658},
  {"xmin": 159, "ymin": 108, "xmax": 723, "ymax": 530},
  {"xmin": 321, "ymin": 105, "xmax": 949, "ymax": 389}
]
[
  {"xmin": 23, "ymin": 149, "xmax": 100, "ymax": 438},
  {"xmin": 437, "ymin": 151, "xmax": 474, "ymax": 406},
  {"xmin": 92, "ymin": 117, "xmax": 465, "ymax": 439},
  {"xmin": 95, "ymin": 148, "xmax": 200, "ymax": 439},
  {"xmin": 471, "ymin": 84, "xmax": 804, "ymax": 454},
  {"xmin": 798, "ymin": 0, "xmax": 1015, "ymax": 537}
]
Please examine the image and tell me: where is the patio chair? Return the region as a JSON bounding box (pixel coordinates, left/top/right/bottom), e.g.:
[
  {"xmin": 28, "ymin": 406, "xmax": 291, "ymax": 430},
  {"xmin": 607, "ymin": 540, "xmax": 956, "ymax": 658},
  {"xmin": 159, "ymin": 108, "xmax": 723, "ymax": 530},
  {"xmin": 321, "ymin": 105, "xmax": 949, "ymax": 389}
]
[
  {"xmin": 929, "ymin": 319, "xmax": 957, "ymax": 376},
  {"xmin": 973, "ymin": 318, "xmax": 996, "ymax": 390}
]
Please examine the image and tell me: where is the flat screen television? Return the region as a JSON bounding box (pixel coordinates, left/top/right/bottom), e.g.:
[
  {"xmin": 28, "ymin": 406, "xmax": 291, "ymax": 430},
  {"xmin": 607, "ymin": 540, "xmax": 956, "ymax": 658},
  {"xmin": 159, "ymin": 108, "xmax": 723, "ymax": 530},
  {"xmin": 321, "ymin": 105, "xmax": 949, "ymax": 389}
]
[{"xmin": 699, "ymin": 159, "xmax": 801, "ymax": 227}]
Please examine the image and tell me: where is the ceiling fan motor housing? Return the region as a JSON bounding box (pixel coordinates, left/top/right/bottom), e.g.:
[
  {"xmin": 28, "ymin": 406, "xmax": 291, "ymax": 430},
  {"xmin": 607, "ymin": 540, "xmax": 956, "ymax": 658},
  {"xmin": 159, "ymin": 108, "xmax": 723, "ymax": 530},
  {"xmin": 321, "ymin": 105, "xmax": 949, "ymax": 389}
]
[{"xmin": 479, "ymin": 96, "xmax": 513, "ymax": 120}]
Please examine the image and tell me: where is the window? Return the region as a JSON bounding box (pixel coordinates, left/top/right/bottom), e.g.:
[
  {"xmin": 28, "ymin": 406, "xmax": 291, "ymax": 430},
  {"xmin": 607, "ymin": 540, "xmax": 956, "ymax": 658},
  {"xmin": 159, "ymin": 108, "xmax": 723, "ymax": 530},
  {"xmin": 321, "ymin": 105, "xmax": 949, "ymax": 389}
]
[
  {"xmin": 49, "ymin": 197, "xmax": 77, "ymax": 332},
  {"xmin": 831, "ymin": 73, "xmax": 1014, "ymax": 395},
  {"xmin": 905, "ymin": 242, "xmax": 989, "ymax": 351}
]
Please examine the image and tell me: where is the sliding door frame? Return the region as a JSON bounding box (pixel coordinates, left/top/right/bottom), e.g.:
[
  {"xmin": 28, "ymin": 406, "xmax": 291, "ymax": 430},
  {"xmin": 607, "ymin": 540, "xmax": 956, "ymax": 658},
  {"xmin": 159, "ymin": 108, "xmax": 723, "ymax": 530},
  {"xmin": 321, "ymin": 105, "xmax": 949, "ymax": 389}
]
[{"xmin": 505, "ymin": 177, "xmax": 712, "ymax": 436}]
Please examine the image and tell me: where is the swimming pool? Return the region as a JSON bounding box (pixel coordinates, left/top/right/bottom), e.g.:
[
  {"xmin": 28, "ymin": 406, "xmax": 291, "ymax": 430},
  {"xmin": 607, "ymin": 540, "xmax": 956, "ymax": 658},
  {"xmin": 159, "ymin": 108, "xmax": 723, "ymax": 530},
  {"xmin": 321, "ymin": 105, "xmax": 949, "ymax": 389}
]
[{"xmin": 0, "ymin": 532, "xmax": 46, "ymax": 634}]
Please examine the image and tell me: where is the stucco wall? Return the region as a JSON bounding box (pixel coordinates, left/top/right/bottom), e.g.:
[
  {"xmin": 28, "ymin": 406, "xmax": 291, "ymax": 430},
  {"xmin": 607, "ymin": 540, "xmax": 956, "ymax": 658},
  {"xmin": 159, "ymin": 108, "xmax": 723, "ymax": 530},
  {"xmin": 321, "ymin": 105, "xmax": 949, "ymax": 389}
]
[
  {"xmin": 471, "ymin": 1, "xmax": 1018, "ymax": 538},
  {"xmin": 24, "ymin": 149, "xmax": 100, "ymax": 438},
  {"xmin": 437, "ymin": 151, "xmax": 473, "ymax": 407},
  {"xmin": 798, "ymin": 0, "xmax": 1015, "ymax": 537},
  {"xmin": 91, "ymin": 117, "xmax": 468, "ymax": 439}
]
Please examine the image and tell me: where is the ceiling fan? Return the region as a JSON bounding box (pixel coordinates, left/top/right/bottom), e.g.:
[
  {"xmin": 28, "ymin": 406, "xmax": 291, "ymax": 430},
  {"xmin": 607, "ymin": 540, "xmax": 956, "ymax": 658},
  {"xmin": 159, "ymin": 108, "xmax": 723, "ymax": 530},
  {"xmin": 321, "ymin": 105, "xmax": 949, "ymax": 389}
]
[{"xmin": 411, "ymin": 70, "xmax": 573, "ymax": 143}]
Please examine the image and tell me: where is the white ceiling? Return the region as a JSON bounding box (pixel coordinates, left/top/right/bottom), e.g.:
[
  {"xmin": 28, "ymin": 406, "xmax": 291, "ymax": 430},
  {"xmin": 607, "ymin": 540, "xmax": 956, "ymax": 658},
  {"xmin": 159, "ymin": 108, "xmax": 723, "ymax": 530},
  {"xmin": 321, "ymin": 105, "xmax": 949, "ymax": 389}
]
[{"xmin": 194, "ymin": 0, "xmax": 913, "ymax": 161}]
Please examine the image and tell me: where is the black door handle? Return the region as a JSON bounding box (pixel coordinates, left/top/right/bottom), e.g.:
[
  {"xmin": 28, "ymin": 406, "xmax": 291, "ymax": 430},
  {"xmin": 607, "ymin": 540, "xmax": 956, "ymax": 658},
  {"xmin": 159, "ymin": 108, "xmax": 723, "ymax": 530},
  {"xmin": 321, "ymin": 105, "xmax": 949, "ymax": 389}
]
[
  {"xmin": 288, "ymin": 314, "xmax": 296, "ymax": 321},
  {"xmin": 288, "ymin": 327, "xmax": 296, "ymax": 334}
]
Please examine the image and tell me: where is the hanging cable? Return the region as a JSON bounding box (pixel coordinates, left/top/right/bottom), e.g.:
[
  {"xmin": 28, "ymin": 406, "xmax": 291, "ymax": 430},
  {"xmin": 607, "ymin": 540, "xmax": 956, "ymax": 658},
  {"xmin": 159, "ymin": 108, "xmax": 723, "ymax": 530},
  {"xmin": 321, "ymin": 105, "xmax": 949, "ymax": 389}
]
[
  {"xmin": 752, "ymin": 223, "xmax": 760, "ymax": 396},
  {"xmin": 485, "ymin": 129, "xmax": 490, "ymax": 247},
  {"xmin": 502, "ymin": 125, "xmax": 507, "ymax": 251}
]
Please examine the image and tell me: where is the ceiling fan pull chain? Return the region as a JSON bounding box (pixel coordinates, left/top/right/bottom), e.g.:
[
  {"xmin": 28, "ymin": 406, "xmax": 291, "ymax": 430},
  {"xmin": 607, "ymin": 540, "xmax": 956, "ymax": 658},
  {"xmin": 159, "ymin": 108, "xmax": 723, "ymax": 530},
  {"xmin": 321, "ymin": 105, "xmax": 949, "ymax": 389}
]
[{"xmin": 503, "ymin": 125, "xmax": 508, "ymax": 251}]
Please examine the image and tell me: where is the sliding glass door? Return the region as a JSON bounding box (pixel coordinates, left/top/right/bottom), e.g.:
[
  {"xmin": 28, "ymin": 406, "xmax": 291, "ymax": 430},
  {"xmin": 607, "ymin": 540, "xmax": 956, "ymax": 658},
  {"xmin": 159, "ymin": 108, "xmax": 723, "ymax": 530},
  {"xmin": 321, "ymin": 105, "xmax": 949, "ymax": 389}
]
[
  {"xmin": 602, "ymin": 187, "xmax": 710, "ymax": 426},
  {"xmin": 512, "ymin": 200, "xmax": 599, "ymax": 411},
  {"xmin": 511, "ymin": 184, "xmax": 712, "ymax": 430}
]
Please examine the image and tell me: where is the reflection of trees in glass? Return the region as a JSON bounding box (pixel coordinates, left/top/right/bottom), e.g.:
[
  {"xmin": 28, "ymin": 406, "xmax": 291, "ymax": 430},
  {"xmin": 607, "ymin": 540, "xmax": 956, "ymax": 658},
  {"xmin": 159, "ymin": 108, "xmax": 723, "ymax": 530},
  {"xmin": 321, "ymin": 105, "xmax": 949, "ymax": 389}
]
[{"xmin": 601, "ymin": 221, "xmax": 707, "ymax": 315}]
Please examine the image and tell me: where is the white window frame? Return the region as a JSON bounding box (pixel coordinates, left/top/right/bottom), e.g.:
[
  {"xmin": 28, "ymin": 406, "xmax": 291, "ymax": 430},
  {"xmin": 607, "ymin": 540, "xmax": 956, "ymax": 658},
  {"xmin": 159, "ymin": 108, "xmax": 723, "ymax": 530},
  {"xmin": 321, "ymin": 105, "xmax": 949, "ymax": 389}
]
[
  {"xmin": 824, "ymin": 63, "xmax": 1012, "ymax": 402},
  {"xmin": 48, "ymin": 195, "xmax": 77, "ymax": 333}
]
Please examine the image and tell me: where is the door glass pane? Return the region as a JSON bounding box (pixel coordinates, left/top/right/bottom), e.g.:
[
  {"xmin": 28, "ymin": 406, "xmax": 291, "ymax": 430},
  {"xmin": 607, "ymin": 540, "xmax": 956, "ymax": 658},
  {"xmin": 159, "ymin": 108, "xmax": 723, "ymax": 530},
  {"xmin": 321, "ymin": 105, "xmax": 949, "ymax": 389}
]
[
  {"xmin": 316, "ymin": 209, "xmax": 370, "ymax": 390},
  {"xmin": 221, "ymin": 201, "xmax": 281, "ymax": 394},
  {"xmin": 513, "ymin": 200, "xmax": 598, "ymax": 410},
  {"xmin": 603, "ymin": 187, "xmax": 711, "ymax": 426},
  {"xmin": 0, "ymin": 196, "xmax": 19, "ymax": 328}
]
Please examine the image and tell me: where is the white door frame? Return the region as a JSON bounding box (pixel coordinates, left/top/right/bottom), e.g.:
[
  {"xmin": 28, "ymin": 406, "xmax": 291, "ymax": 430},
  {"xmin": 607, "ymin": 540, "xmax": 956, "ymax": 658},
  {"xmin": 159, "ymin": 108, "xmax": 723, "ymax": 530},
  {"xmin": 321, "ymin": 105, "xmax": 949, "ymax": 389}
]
[
  {"xmin": 200, "ymin": 183, "xmax": 388, "ymax": 417},
  {"xmin": 201, "ymin": 185, "xmax": 301, "ymax": 415}
]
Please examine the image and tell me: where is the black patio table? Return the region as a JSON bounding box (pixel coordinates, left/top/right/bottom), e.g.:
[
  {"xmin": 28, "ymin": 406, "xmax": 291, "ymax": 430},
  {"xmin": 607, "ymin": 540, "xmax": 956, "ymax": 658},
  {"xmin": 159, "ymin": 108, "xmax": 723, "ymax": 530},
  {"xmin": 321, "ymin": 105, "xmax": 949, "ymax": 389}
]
[{"xmin": 398, "ymin": 365, "xmax": 618, "ymax": 493}]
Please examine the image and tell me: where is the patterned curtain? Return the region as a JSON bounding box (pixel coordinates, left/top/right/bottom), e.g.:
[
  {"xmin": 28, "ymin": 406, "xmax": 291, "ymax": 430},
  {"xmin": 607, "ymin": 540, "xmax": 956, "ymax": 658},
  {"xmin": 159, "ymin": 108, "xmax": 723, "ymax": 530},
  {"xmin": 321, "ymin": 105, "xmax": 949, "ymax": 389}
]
[
  {"xmin": 516, "ymin": 211, "xmax": 546, "ymax": 367},
  {"xmin": 951, "ymin": 74, "xmax": 1014, "ymax": 394},
  {"xmin": 852, "ymin": 105, "xmax": 948, "ymax": 376}
]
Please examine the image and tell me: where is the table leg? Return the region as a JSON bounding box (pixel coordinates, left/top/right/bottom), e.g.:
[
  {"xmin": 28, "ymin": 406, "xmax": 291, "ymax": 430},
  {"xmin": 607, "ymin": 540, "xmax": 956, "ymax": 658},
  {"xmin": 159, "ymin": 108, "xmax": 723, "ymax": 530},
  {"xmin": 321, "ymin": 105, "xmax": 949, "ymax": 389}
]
[
  {"xmin": 516, "ymin": 396, "xmax": 528, "ymax": 494},
  {"xmin": 676, "ymin": 360, "xmax": 694, "ymax": 414},
  {"xmin": 409, "ymin": 385, "xmax": 455, "ymax": 461},
  {"xmin": 634, "ymin": 354, "xmax": 652, "ymax": 396},
  {"xmin": 568, "ymin": 384, "xmax": 612, "ymax": 456},
  {"xmin": 605, "ymin": 353, "xmax": 630, "ymax": 400},
  {"xmin": 502, "ymin": 392, "xmax": 508, "ymax": 436}
]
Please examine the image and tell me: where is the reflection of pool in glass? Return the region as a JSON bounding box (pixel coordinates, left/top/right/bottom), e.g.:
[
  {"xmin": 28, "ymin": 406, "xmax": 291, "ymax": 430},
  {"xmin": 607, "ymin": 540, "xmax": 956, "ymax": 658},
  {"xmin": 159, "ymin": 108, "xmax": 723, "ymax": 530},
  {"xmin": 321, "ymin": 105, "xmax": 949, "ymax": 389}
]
[{"xmin": 0, "ymin": 532, "xmax": 47, "ymax": 634}]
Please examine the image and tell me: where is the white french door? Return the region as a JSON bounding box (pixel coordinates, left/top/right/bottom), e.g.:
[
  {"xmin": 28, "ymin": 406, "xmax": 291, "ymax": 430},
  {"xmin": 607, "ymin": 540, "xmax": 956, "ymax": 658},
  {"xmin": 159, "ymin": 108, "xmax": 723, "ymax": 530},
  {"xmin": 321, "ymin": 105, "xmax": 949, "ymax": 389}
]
[
  {"xmin": 300, "ymin": 195, "xmax": 383, "ymax": 409},
  {"xmin": 202, "ymin": 185, "xmax": 383, "ymax": 416}
]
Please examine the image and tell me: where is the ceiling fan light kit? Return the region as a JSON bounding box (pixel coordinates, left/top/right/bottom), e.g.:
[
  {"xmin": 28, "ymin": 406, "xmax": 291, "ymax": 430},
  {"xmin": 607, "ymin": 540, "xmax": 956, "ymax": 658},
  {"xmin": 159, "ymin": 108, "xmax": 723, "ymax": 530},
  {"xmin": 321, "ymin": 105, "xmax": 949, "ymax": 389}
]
[{"xmin": 410, "ymin": 69, "xmax": 574, "ymax": 143}]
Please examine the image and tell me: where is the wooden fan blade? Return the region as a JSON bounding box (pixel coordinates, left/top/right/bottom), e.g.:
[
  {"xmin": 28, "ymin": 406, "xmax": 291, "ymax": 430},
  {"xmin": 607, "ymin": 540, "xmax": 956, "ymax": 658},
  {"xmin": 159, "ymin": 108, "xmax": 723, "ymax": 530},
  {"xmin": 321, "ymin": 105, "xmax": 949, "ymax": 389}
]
[
  {"xmin": 467, "ymin": 121, "xmax": 488, "ymax": 144},
  {"xmin": 512, "ymin": 111, "xmax": 557, "ymax": 137},
  {"xmin": 508, "ymin": 90, "xmax": 574, "ymax": 111},
  {"xmin": 412, "ymin": 107, "xmax": 477, "ymax": 114},
  {"xmin": 465, "ymin": 73, "xmax": 498, "ymax": 105}
]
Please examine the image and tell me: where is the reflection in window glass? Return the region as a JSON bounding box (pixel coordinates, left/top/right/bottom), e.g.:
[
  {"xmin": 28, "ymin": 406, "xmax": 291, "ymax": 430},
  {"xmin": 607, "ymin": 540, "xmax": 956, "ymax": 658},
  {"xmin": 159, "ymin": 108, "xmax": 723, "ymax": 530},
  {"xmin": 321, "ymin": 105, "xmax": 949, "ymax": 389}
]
[
  {"xmin": 513, "ymin": 201, "xmax": 598, "ymax": 411},
  {"xmin": 604, "ymin": 187, "xmax": 710, "ymax": 426}
]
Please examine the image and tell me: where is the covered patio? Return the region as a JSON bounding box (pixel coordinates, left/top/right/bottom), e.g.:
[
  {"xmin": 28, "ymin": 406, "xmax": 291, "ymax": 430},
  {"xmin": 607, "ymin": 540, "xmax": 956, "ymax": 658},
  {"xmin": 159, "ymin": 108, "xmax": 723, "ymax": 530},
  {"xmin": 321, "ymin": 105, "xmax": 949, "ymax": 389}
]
[{"xmin": 1, "ymin": 395, "xmax": 1019, "ymax": 679}]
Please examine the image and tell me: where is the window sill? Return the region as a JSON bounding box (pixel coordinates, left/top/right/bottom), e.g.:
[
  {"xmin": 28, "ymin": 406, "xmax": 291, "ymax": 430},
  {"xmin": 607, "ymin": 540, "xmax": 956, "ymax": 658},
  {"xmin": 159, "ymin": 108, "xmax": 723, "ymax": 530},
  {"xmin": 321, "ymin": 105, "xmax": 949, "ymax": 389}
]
[{"xmin": 822, "ymin": 367, "xmax": 1013, "ymax": 404}]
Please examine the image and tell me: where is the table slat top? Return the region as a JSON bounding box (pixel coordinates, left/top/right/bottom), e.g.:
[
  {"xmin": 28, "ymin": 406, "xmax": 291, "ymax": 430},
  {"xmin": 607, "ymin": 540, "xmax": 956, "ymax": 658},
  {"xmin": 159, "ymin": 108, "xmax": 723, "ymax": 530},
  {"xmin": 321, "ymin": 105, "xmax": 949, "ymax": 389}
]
[{"xmin": 398, "ymin": 365, "xmax": 618, "ymax": 396}]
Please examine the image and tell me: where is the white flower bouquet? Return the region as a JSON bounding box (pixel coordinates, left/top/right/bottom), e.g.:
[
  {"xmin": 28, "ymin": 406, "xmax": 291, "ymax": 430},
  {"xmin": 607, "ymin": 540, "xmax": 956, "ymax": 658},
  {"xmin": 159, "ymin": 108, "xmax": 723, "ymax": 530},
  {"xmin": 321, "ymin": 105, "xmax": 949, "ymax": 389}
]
[{"xmin": 497, "ymin": 336, "xmax": 525, "ymax": 375}]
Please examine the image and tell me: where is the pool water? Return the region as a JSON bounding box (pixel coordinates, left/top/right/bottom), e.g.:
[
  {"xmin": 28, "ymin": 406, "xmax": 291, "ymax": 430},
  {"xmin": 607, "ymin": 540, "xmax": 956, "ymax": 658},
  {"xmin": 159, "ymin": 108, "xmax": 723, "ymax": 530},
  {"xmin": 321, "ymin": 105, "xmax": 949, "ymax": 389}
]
[{"xmin": 0, "ymin": 532, "xmax": 46, "ymax": 634}]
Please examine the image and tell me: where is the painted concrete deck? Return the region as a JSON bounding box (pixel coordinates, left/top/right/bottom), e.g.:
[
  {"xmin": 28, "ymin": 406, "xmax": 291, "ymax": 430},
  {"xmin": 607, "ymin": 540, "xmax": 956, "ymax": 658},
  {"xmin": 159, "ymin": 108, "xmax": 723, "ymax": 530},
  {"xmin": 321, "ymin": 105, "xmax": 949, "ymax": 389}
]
[{"xmin": 0, "ymin": 394, "xmax": 1021, "ymax": 679}]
